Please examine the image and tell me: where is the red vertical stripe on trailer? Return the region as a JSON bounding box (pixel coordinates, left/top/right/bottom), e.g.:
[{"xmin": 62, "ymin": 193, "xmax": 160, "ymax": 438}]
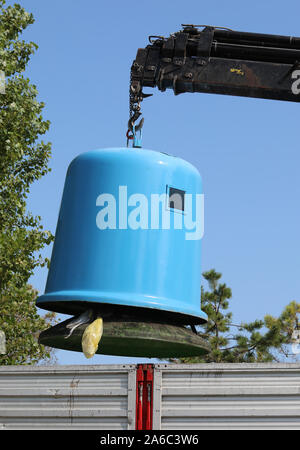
[
  {"xmin": 145, "ymin": 365, "xmax": 153, "ymax": 430},
  {"xmin": 137, "ymin": 382, "xmax": 143, "ymax": 430},
  {"xmin": 136, "ymin": 365, "xmax": 144, "ymax": 430},
  {"xmin": 135, "ymin": 364, "xmax": 154, "ymax": 430}
]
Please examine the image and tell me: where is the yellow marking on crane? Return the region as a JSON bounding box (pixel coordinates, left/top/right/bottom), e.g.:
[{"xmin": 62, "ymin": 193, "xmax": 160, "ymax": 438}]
[{"xmin": 230, "ymin": 68, "xmax": 245, "ymax": 76}]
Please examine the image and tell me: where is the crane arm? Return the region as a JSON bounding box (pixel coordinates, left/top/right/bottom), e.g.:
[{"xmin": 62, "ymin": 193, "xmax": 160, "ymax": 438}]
[{"xmin": 128, "ymin": 24, "xmax": 300, "ymax": 130}]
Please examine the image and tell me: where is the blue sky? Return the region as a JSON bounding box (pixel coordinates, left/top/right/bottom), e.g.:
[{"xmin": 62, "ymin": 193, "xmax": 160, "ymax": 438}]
[{"xmin": 8, "ymin": 0, "xmax": 300, "ymax": 365}]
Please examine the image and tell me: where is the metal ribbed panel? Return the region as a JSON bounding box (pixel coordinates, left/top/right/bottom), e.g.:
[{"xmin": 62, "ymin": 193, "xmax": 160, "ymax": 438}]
[
  {"xmin": 154, "ymin": 363, "xmax": 300, "ymax": 430},
  {"xmin": 0, "ymin": 365, "xmax": 136, "ymax": 430}
]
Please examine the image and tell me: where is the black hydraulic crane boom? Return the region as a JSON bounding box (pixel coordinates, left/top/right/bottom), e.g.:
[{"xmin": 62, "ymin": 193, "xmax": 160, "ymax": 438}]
[{"xmin": 128, "ymin": 24, "xmax": 300, "ymax": 130}]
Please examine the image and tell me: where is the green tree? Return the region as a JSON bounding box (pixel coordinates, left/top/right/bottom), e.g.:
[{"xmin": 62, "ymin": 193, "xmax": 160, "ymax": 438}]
[
  {"xmin": 0, "ymin": 0, "xmax": 56, "ymax": 365},
  {"xmin": 179, "ymin": 269, "xmax": 300, "ymax": 364}
]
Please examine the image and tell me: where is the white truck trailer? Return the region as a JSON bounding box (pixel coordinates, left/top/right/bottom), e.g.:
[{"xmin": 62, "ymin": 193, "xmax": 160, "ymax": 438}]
[{"xmin": 1, "ymin": 363, "xmax": 300, "ymax": 430}]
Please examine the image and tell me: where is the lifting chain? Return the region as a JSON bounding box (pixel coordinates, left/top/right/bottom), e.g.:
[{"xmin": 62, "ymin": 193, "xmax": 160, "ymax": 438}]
[{"xmin": 127, "ymin": 69, "xmax": 144, "ymax": 147}]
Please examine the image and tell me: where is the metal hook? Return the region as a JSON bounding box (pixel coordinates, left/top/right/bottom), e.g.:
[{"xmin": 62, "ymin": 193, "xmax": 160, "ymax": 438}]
[
  {"xmin": 132, "ymin": 124, "xmax": 143, "ymax": 148},
  {"xmin": 127, "ymin": 117, "xmax": 144, "ymax": 134},
  {"xmin": 134, "ymin": 117, "xmax": 144, "ymax": 132},
  {"xmin": 127, "ymin": 118, "xmax": 144, "ymax": 148}
]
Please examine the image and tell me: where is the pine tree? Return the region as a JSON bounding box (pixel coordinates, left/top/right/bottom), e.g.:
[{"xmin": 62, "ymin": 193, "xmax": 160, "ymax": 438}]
[{"xmin": 179, "ymin": 269, "xmax": 300, "ymax": 363}]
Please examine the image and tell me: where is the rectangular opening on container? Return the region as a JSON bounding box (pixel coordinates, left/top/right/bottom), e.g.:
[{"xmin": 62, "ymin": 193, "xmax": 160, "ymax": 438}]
[{"xmin": 168, "ymin": 187, "xmax": 185, "ymax": 212}]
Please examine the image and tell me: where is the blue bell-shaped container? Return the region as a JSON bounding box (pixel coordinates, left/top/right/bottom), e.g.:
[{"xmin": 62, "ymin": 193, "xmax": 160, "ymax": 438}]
[{"xmin": 37, "ymin": 147, "xmax": 209, "ymax": 358}]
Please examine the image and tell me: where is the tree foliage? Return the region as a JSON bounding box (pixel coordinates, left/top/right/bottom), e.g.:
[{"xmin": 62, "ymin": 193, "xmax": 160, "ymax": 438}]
[
  {"xmin": 0, "ymin": 285, "xmax": 56, "ymax": 365},
  {"xmin": 0, "ymin": 0, "xmax": 56, "ymax": 365},
  {"xmin": 179, "ymin": 270, "xmax": 300, "ymax": 364}
]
